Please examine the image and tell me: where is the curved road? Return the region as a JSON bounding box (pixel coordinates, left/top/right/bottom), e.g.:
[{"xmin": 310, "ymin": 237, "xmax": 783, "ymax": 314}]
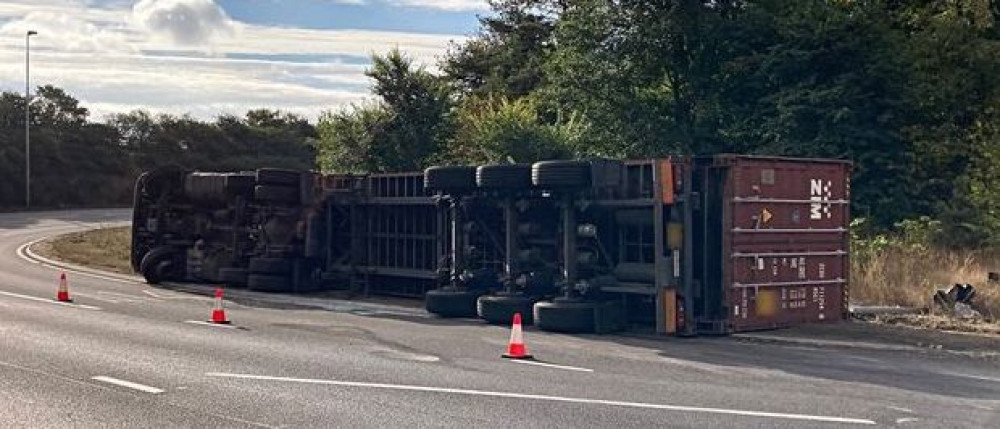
[{"xmin": 0, "ymin": 209, "xmax": 997, "ymax": 428}]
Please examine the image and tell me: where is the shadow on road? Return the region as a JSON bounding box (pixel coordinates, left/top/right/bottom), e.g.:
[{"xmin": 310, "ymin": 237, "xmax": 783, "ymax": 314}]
[{"xmin": 595, "ymin": 325, "xmax": 1000, "ymax": 401}]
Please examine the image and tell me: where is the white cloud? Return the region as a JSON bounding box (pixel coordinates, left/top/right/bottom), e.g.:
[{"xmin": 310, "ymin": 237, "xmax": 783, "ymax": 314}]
[
  {"xmin": 0, "ymin": 11, "xmax": 133, "ymax": 53},
  {"xmin": 0, "ymin": 49, "xmax": 374, "ymax": 120},
  {"xmin": 0, "ymin": 0, "xmax": 467, "ymax": 120},
  {"xmin": 129, "ymin": 0, "xmax": 236, "ymax": 46},
  {"xmin": 387, "ymin": 0, "xmax": 489, "ymax": 12}
]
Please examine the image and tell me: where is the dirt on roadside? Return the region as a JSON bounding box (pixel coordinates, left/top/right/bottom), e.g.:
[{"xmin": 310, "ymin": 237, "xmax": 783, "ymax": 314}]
[{"xmin": 870, "ymin": 313, "xmax": 1000, "ymax": 336}]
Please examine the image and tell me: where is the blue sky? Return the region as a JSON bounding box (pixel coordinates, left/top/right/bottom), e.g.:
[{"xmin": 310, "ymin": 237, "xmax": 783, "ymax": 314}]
[
  {"xmin": 0, "ymin": 0, "xmax": 486, "ymax": 120},
  {"xmin": 217, "ymin": 0, "xmax": 481, "ymax": 35}
]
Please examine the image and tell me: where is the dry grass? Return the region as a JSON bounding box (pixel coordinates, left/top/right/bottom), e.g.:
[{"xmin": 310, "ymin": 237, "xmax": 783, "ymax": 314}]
[
  {"xmin": 851, "ymin": 247, "xmax": 1000, "ymax": 320},
  {"xmin": 36, "ymin": 226, "xmax": 133, "ymax": 275}
]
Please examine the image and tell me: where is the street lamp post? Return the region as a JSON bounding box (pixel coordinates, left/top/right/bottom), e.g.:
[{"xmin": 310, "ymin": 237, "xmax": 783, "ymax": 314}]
[{"xmin": 25, "ymin": 30, "xmax": 36, "ymax": 209}]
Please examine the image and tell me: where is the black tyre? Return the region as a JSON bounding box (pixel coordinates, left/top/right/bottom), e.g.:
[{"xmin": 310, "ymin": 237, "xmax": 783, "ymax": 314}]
[
  {"xmin": 532, "ymin": 160, "xmax": 591, "ymax": 188},
  {"xmin": 476, "ymin": 164, "xmax": 533, "ymax": 190},
  {"xmin": 425, "ymin": 287, "xmax": 481, "ymax": 318},
  {"xmin": 224, "ymin": 174, "xmax": 256, "ymax": 196},
  {"xmin": 533, "ymin": 300, "xmax": 624, "ymax": 334},
  {"xmin": 184, "ymin": 173, "xmax": 228, "ymax": 204},
  {"xmin": 249, "ymin": 257, "xmax": 292, "ymax": 275},
  {"xmin": 254, "ymin": 184, "xmax": 300, "ymax": 205},
  {"xmin": 140, "ymin": 246, "xmax": 179, "ymax": 285},
  {"xmin": 256, "ymin": 168, "xmax": 302, "ymax": 186},
  {"xmin": 477, "ymin": 294, "xmax": 536, "ymax": 325},
  {"xmin": 424, "ymin": 166, "xmax": 476, "ymax": 192},
  {"xmin": 247, "ymin": 274, "xmax": 292, "ymax": 292},
  {"xmin": 219, "ymin": 268, "xmax": 249, "ymax": 287}
]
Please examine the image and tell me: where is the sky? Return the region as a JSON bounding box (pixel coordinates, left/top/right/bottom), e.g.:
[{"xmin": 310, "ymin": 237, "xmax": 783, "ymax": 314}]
[{"xmin": 0, "ymin": 0, "xmax": 486, "ymax": 121}]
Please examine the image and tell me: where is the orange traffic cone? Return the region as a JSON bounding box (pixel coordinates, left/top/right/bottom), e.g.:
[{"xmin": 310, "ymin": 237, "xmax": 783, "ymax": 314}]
[
  {"xmin": 56, "ymin": 272, "xmax": 72, "ymax": 302},
  {"xmin": 502, "ymin": 312, "xmax": 532, "ymax": 359},
  {"xmin": 211, "ymin": 288, "xmax": 230, "ymax": 324}
]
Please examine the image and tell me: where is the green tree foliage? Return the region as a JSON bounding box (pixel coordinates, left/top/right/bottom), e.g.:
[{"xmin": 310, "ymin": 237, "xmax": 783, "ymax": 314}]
[
  {"xmin": 0, "ymin": 88, "xmax": 316, "ymax": 208},
  {"xmin": 317, "ymin": 50, "xmax": 452, "ymax": 172},
  {"xmin": 0, "ymin": 86, "xmax": 128, "ymax": 207},
  {"xmin": 441, "ymin": 95, "xmax": 588, "ymax": 164},
  {"xmin": 317, "ymin": 103, "xmax": 392, "ymax": 173},
  {"xmin": 443, "ymin": 0, "xmax": 563, "ymax": 97},
  {"xmin": 712, "ymin": 2, "xmax": 914, "ymax": 225}
]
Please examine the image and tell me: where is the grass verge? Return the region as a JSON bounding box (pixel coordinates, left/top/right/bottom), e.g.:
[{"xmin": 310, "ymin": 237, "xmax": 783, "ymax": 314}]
[{"xmin": 34, "ymin": 226, "xmax": 133, "ymax": 275}]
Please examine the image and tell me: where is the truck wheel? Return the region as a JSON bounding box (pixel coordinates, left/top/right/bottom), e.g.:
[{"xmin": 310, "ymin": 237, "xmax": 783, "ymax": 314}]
[
  {"xmin": 532, "ymin": 160, "xmax": 591, "ymax": 188},
  {"xmin": 254, "ymin": 185, "xmax": 300, "ymax": 205},
  {"xmin": 140, "ymin": 247, "xmax": 179, "ymax": 284},
  {"xmin": 142, "ymin": 260, "xmax": 176, "ymax": 285},
  {"xmin": 248, "ymin": 257, "xmax": 292, "ymax": 275},
  {"xmin": 256, "ymin": 168, "xmax": 302, "ymax": 186},
  {"xmin": 247, "ymin": 274, "xmax": 291, "ymax": 292},
  {"xmin": 534, "ymin": 299, "xmax": 625, "ymax": 333},
  {"xmin": 425, "ymin": 287, "xmax": 481, "ymax": 318},
  {"xmin": 476, "ymin": 164, "xmax": 532, "ymax": 190},
  {"xmin": 424, "ymin": 166, "xmax": 476, "ymax": 192},
  {"xmin": 219, "ymin": 268, "xmax": 249, "ymax": 287},
  {"xmin": 477, "ymin": 294, "xmax": 536, "ymax": 325}
]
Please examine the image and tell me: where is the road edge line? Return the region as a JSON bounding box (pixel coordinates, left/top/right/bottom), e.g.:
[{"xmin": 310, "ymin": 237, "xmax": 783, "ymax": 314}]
[{"xmin": 18, "ymin": 233, "xmax": 144, "ymax": 286}]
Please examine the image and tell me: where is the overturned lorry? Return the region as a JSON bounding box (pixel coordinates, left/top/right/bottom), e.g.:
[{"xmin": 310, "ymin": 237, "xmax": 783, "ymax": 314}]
[{"xmin": 131, "ymin": 155, "xmax": 851, "ymax": 335}]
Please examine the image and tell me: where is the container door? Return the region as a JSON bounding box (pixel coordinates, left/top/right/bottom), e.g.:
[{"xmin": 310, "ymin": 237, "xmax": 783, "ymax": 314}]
[{"xmin": 720, "ymin": 156, "xmax": 851, "ymax": 332}]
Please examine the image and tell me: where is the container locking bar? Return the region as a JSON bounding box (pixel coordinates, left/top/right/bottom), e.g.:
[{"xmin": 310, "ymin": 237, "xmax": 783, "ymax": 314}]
[{"xmin": 731, "ymin": 278, "xmax": 846, "ymax": 289}]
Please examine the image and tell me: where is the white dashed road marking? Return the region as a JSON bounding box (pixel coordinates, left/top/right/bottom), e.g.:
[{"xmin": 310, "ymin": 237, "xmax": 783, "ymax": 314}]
[
  {"xmin": 0, "ymin": 290, "xmax": 101, "ymax": 310},
  {"xmin": 206, "ymin": 372, "xmax": 876, "ymax": 425},
  {"xmin": 91, "ymin": 376, "xmax": 165, "ymax": 394},
  {"xmin": 184, "ymin": 320, "xmax": 237, "ymax": 329},
  {"xmin": 508, "ymin": 359, "xmax": 593, "ymax": 372}
]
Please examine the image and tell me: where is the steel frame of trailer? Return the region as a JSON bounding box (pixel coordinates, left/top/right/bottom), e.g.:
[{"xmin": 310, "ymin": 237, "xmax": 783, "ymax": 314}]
[{"xmin": 313, "ymin": 159, "xmax": 695, "ymax": 336}]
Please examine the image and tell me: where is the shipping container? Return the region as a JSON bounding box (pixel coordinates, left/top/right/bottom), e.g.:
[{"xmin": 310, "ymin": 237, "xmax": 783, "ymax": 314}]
[{"xmin": 692, "ymin": 155, "xmax": 851, "ymax": 333}]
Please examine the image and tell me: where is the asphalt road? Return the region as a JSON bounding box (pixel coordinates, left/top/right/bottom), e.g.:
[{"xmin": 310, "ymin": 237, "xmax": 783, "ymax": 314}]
[{"xmin": 0, "ymin": 209, "xmax": 998, "ymax": 428}]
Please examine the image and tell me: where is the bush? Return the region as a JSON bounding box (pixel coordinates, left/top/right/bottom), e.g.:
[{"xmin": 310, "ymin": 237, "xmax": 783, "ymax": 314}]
[{"xmin": 439, "ymin": 95, "xmax": 591, "ymax": 165}]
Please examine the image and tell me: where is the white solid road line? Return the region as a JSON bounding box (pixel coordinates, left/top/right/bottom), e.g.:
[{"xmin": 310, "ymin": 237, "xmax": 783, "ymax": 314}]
[
  {"xmin": 16, "ymin": 238, "xmax": 140, "ymax": 286},
  {"xmin": 943, "ymin": 372, "xmax": 1000, "ymax": 383},
  {"xmin": 205, "ymin": 372, "xmax": 877, "ymax": 425},
  {"xmin": 0, "ymin": 290, "xmax": 101, "ymax": 310},
  {"xmin": 91, "ymin": 376, "xmax": 165, "ymax": 394},
  {"xmin": 184, "ymin": 320, "xmax": 237, "ymax": 329},
  {"xmin": 508, "ymin": 359, "xmax": 594, "ymax": 373}
]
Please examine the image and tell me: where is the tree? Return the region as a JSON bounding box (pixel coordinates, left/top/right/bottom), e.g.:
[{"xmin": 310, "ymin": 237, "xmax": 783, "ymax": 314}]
[
  {"xmin": 443, "ymin": 0, "xmax": 565, "ymax": 98},
  {"xmin": 713, "ymin": 1, "xmax": 914, "ymax": 225},
  {"xmin": 317, "ymin": 103, "xmax": 392, "ymax": 174},
  {"xmin": 441, "ymin": 95, "xmax": 588, "ymax": 164},
  {"xmin": 318, "ymin": 49, "xmax": 452, "ymax": 172}
]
